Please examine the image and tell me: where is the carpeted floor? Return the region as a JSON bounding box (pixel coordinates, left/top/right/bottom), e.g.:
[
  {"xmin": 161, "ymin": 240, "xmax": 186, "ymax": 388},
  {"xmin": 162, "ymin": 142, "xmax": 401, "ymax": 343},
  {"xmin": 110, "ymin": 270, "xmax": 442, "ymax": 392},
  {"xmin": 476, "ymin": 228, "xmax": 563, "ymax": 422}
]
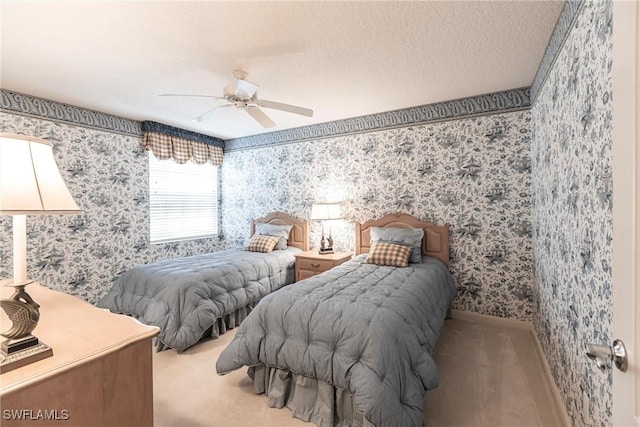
[
  {"xmin": 423, "ymin": 316, "xmax": 566, "ymax": 427},
  {"xmin": 153, "ymin": 316, "xmax": 566, "ymax": 427}
]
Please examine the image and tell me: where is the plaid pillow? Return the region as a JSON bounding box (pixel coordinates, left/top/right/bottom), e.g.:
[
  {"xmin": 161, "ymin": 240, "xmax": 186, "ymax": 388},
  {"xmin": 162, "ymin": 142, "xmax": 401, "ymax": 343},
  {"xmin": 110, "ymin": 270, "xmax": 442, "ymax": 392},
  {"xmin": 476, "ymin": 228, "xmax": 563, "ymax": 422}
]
[
  {"xmin": 364, "ymin": 241, "xmax": 412, "ymax": 267},
  {"xmin": 245, "ymin": 234, "xmax": 280, "ymax": 253}
]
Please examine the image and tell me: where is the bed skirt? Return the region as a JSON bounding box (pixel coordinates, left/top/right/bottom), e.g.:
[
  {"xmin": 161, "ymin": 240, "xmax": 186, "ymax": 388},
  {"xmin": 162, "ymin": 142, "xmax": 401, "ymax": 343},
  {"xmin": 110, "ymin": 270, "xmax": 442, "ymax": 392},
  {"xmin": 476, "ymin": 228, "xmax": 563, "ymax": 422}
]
[
  {"xmin": 248, "ymin": 364, "xmax": 375, "ymax": 427},
  {"xmin": 155, "ymin": 302, "xmax": 256, "ymax": 352}
]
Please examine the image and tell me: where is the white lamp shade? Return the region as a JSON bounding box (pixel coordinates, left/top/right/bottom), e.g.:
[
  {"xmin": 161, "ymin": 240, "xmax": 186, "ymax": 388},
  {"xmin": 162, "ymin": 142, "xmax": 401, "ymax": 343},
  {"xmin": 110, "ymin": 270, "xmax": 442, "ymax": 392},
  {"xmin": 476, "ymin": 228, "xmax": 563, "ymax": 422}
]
[
  {"xmin": 310, "ymin": 203, "xmax": 341, "ymax": 220},
  {"xmin": 0, "ymin": 133, "xmax": 81, "ymax": 214}
]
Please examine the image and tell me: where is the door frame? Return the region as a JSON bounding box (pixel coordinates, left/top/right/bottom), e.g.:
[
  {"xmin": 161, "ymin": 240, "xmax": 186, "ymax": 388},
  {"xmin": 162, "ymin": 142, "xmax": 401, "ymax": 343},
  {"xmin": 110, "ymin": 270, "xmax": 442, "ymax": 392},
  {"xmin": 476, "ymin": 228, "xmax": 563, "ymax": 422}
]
[{"xmin": 612, "ymin": 0, "xmax": 639, "ymax": 425}]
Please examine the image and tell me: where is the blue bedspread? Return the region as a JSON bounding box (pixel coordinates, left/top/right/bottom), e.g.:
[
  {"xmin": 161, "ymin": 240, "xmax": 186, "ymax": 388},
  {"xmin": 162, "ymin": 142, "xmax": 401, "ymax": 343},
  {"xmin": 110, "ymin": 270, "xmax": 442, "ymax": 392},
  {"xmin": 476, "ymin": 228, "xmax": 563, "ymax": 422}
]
[
  {"xmin": 97, "ymin": 247, "xmax": 300, "ymax": 352},
  {"xmin": 216, "ymin": 255, "xmax": 457, "ymax": 427}
]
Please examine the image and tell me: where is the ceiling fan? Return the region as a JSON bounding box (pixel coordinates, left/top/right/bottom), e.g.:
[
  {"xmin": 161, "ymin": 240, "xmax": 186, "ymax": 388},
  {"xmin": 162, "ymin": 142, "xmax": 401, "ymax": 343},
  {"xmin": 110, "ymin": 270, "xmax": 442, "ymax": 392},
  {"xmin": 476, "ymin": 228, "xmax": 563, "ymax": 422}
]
[{"xmin": 160, "ymin": 70, "xmax": 313, "ymax": 128}]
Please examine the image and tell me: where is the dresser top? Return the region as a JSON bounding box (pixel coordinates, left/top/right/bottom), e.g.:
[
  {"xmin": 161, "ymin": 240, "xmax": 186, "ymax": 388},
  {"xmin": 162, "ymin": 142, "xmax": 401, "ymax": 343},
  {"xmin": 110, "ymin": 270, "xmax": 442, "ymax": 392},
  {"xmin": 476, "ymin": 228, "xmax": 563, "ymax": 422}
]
[{"xmin": 0, "ymin": 282, "xmax": 159, "ymax": 395}]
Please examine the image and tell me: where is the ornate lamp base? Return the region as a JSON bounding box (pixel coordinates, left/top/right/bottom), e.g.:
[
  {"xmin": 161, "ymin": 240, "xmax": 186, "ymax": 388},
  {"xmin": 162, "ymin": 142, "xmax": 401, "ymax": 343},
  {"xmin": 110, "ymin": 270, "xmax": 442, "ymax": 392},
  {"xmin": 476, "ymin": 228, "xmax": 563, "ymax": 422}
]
[
  {"xmin": 0, "ymin": 335, "xmax": 53, "ymax": 373},
  {"xmin": 1, "ymin": 281, "xmax": 53, "ymax": 373},
  {"xmin": 318, "ymin": 233, "xmax": 335, "ymax": 255}
]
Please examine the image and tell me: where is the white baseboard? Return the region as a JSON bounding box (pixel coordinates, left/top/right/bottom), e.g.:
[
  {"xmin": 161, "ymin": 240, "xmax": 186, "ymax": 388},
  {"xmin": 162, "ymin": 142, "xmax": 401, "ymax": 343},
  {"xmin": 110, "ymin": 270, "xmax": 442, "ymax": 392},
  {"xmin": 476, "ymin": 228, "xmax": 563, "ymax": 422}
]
[
  {"xmin": 449, "ymin": 309, "xmax": 572, "ymax": 427},
  {"xmin": 451, "ymin": 309, "xmax": 532, "ymax": 329}
]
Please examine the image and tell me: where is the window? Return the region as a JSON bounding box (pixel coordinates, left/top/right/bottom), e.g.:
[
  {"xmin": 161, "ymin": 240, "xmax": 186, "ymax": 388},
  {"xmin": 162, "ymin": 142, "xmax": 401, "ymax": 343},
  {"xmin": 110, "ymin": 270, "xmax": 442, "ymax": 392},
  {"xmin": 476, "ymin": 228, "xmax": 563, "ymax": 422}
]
[{"xmin": 149, "ymin": 152, "xmax": 219, "ymax": 243}]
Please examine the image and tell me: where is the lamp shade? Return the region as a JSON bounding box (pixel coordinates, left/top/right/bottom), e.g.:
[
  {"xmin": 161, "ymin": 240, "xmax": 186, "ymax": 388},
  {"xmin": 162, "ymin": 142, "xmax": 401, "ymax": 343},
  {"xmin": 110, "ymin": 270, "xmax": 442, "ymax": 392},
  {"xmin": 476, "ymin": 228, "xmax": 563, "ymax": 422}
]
[
  {"xmin": 310, "ymin": 203, "xmax": 341, "ymax": 221},
  {"xmin": 0, "ymin": 133, "xmax": 81, "ymax": 215}
]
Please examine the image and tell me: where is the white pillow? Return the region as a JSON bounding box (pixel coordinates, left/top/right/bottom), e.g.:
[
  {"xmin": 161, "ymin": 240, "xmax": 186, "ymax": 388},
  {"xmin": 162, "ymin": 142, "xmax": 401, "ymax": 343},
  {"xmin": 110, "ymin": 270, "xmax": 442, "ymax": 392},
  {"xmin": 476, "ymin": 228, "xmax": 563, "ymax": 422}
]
[
  {"xmin": 255, "ymin": 223, "xmax": 293, "ymax": 250},
  {"xmin": 370, "ymin": 226, "xmax": 423, "ymax": 263}
]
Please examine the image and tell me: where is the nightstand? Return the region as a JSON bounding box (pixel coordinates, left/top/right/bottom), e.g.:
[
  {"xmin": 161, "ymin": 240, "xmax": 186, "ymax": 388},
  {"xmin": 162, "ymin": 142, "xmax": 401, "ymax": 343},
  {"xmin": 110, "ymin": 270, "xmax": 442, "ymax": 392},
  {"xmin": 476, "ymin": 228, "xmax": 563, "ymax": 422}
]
[{"xmin": 295, "ymin": 250, "xmax": 352, "ymax": 281}]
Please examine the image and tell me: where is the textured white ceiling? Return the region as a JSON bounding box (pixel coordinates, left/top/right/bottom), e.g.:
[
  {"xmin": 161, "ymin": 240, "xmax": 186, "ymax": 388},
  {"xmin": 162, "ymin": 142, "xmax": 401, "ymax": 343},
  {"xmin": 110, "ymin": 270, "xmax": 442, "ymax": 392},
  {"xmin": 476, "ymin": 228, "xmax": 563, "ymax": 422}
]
[{"xmin": 1, "ymin": 1, "xmax": 563, "ymax": 140}]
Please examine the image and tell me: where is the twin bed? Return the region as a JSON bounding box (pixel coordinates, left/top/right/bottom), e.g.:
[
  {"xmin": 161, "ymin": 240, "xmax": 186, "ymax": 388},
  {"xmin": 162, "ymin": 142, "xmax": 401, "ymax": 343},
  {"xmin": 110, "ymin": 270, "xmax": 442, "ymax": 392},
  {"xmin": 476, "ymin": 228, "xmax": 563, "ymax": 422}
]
[
  {"xmin": 98, "ymin": 212, "xmax": 457, "ymax": 427},
  {"xmin": 97, "ymin": 211, "xmax": 308, "ymax": 352},
  {"xmin": 217, "ymin": 213, "xmax": 456, "ymax": 427}
]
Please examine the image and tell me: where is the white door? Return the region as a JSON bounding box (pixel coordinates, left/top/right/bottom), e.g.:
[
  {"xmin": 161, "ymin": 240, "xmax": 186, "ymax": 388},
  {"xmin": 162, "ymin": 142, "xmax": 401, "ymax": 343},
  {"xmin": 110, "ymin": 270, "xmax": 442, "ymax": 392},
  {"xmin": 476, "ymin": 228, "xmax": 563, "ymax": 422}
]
[{"xmin": 612, "ymin": 1, "xmax": 639, "ymax": 425}]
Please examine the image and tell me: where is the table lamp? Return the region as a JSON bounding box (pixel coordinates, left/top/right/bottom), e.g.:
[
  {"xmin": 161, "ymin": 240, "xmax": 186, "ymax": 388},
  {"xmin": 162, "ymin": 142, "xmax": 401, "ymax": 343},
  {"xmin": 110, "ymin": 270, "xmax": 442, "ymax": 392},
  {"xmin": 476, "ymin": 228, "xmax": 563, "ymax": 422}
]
[
  {"xmin": 310, "ymin": 203, "xmax": 341, "ymax": 255},
  {"xmin": 0, "ymin": 133, "xmax": 82, "ymax": 373}
]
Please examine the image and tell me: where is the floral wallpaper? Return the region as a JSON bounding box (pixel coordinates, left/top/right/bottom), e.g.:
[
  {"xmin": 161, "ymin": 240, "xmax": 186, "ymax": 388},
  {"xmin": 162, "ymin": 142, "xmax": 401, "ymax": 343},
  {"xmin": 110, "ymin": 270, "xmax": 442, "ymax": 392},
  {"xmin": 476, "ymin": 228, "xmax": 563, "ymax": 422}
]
[
  {"xmin": 0, "ymin": 113, "xmax": 225, "ymax": 304},
  {"xmin": 0, "ymin": 3, "xmax": 616, "ymax": 424},
  {"xmin": 531, "ymin": 1, "xmax": 613, "ymax": 426},
  {"xmin": 223, "ymin": 111, "xmax": 534, "ymax": 321}
]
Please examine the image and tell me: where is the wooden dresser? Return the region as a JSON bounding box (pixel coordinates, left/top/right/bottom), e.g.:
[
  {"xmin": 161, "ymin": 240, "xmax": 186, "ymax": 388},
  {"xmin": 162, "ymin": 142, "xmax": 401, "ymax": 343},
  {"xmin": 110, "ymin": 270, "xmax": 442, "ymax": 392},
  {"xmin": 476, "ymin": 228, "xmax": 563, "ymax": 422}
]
[
  {"xmin": 0, "ymin": 283, "xmax": 159, "ymax": 427},
  {"xmin": 295, "ymin": 250, "xmax": 352, "ymax": 281}
]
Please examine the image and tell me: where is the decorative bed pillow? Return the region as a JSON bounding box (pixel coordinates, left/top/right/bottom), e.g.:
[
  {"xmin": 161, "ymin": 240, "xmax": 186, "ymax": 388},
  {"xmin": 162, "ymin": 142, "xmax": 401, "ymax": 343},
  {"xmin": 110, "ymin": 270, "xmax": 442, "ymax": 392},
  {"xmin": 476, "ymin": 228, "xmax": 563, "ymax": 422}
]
[
  {"xmin": 245, "ymin": 234, "xmax": 280, "ymax": 253},
  {"xmin": 370, "ymin": 226, "xmax": 424, "ymax": 263},
  {"xmin": 364, "ymin": 241, "xmax": 412, "ymax": 267},
  {"xmin": 255, "ymin": 223, "xmax": 293, "ymax": 250}
]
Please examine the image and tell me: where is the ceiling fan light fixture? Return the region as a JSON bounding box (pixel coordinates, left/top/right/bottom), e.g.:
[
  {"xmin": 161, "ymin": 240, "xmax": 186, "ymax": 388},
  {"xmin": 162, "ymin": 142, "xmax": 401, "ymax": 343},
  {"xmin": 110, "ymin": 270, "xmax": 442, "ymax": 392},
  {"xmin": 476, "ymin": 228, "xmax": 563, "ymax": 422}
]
[{"xmin": 235, "ymin": 79, "xmax": 259, "ymax": 99}]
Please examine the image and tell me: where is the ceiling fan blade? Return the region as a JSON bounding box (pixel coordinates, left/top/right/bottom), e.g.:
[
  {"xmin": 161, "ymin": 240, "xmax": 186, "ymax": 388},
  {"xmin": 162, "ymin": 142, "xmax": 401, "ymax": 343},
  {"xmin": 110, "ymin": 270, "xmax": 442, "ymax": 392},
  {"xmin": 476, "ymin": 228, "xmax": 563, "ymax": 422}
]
[
  {"xmin": 246, "ymin": 106, "xmax": 276, "ymax": 128},
  {"xmin": 160, "ymin": 93, "xmax": 225, "ymax": 100},
  {"xmin": 257, "ymin": 99, "xmax": 313, "ymax": 117},
  {"xmin": 192, "ymin": 104, "xmax": 232, "ymax": 122}
]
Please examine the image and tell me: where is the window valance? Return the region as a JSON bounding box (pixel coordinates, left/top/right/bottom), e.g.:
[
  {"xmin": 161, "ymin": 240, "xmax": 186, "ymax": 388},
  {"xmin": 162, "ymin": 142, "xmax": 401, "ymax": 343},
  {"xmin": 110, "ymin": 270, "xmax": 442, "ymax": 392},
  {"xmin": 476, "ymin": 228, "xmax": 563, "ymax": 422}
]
[{"xmin": 141, "ymin": 121, "xmax": 224, "ymax": 165}]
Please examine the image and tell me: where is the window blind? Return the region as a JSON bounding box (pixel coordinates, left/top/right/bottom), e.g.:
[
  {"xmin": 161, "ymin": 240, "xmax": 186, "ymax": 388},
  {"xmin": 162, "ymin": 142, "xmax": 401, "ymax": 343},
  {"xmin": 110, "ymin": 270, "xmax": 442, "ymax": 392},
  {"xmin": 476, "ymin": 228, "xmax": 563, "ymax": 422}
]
[{"xmin": 149, "ymin": 152, "xmax": 219, "ymax": 243}]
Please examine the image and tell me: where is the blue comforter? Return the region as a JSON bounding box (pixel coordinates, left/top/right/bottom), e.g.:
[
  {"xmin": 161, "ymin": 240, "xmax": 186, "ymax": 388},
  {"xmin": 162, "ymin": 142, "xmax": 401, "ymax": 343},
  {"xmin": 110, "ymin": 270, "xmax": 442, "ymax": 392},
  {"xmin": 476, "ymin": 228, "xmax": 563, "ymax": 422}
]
[
  {"xmin": 216, "ymin": 255, "xmax": 457, "ymax": 427},
  {"xmin": 97, "ymin": 247, "xmax": 300, "ymax": 352}
]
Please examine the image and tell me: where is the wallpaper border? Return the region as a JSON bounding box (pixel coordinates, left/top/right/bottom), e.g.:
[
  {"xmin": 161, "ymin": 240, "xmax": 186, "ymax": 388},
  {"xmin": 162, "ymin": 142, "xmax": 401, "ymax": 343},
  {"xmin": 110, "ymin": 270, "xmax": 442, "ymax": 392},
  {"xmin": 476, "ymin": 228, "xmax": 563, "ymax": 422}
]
[
  {"xmin": 1, "ymin": 89, "xmax": 142, "ymax": 136},
  {"xmin": 529, "ymin": 0, "xmax": 585, "ymax": 102},
  {"xmin": 2, "ymin": 86, "xmax": 532, "ymax": 152},
  {"xmin": 224, "ymin": 87, "xmax": 531, "ymax": 151}
]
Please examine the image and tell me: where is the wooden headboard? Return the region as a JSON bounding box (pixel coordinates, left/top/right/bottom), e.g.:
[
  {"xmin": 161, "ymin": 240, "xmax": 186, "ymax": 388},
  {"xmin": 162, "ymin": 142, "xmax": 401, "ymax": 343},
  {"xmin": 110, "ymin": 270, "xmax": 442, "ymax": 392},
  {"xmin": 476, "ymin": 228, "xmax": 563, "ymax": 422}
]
[
  {"xmin": 252, "ymin": 211, "xmax": 309, "ymax": 251},
  {"xmin": 355, "ymin": 213, "xmax": 450, "ymax": 267}
]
